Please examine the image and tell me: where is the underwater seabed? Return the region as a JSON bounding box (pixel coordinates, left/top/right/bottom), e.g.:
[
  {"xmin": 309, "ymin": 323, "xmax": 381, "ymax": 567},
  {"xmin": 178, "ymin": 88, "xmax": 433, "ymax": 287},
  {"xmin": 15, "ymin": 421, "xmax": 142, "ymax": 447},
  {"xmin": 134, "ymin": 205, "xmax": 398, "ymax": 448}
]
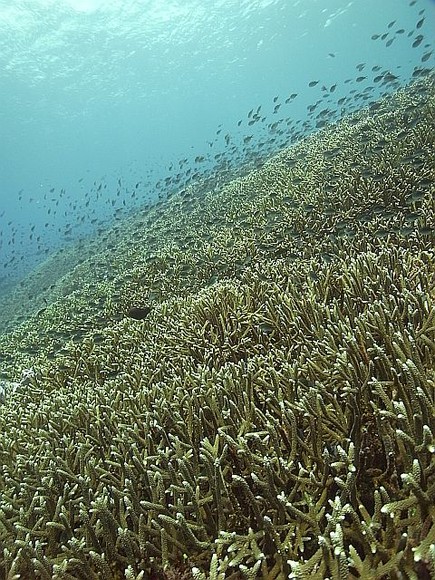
[{"xmin": 0, "ymin": 74, "xmax": 434, "ymax": 578}]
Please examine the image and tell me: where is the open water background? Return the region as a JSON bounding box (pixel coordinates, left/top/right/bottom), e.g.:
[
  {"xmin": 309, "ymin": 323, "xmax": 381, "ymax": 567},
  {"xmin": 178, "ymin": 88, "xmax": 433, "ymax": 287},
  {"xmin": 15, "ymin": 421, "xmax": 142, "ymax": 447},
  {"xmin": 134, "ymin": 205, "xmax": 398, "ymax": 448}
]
[{"xmin": 0, "ymin": 0, "xmax": 434, "ymax": 293}]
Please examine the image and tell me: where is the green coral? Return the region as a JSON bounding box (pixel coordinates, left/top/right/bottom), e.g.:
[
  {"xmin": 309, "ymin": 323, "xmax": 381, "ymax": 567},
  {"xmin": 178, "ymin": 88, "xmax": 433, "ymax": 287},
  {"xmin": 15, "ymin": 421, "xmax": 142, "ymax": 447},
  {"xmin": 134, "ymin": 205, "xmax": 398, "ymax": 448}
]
[{"xmin": 0, "ymin": 75, "xmax": 434, "ymax": 579}]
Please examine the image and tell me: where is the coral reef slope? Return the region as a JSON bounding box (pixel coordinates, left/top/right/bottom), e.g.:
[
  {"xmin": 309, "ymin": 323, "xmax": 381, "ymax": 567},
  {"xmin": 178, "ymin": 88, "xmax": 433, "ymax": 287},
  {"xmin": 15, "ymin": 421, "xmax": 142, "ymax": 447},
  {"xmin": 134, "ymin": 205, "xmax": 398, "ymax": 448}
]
[{"xmin": 0, "ymin": 76, "xmax": 434, "ymax": 579}]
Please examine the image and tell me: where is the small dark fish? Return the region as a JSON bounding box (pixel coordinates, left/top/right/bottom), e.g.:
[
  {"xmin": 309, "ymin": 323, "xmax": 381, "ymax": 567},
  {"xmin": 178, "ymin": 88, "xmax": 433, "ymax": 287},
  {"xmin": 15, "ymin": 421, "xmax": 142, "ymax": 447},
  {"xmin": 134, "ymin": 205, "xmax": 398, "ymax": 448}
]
[
  {"xmin": 412, "ymin": 35, "xmax": 423, "ymax": 48},
  {"xmin": 308, "ymin": 80, "xmax": 319, "ymax": 87},
  {"xmin": 285, "ymin": 93, "xmax": 298, "ymax": 103},
  {"xmin": 416, "ymin": 17, "xmax": 425, "ymax": 29},
  {"xmin": 323, "ymin": 147, "xmax": 341, "ymax": 159},
  {"xmin": 127, "ymin": 306, "xmax": 151, "ymax": 320},
  {"xmin": 374, "ymin": 230, "xmax": 390, "ymax": 239},
  {"xmin": 258, "ymin": 322, "xmax": 274, "ymax": 335},
  {"xmin": 412, "ymin": 67, "xmax": 430, "ymax": 78},
  {"xmin": 384, "ymin": 72, "xmax": 398, "ymax": 82},
  {"xmin": 409, "ymin": 191, "xmax": 426, "ymax": 202}
]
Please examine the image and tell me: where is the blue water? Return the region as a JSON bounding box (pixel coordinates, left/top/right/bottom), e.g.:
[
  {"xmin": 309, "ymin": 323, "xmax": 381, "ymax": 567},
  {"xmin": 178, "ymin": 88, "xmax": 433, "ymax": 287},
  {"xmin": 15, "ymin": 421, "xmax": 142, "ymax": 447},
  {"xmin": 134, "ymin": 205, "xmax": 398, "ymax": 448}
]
[{"xmin": 0, "ymin": 0, "xmax": 434, "ymax": 292}]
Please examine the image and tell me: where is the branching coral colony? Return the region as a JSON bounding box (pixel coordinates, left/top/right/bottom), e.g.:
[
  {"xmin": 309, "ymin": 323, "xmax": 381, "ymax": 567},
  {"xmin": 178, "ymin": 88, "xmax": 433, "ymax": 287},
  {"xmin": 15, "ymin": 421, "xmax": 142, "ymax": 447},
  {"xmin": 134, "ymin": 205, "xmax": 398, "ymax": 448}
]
[{"xmin": 0, "ymin": 76, "xmax": 434, "ymax": 579}]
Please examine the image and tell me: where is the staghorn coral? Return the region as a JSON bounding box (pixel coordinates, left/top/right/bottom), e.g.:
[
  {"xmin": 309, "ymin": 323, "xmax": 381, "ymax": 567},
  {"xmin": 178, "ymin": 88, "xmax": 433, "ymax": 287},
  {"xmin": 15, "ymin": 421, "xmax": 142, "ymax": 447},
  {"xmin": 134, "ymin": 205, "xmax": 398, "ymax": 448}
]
[{"xmin": 0, "ymin": 75, "xmax": 434, "ymax": 579}]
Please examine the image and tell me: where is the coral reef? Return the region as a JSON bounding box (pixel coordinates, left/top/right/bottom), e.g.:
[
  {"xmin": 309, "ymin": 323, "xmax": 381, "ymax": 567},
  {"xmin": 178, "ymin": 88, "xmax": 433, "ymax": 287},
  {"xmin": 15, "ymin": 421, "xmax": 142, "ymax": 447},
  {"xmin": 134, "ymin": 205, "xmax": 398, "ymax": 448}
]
[{"xmin": 0, "ymin": 75, "xmax": 434, "ymax": 579}]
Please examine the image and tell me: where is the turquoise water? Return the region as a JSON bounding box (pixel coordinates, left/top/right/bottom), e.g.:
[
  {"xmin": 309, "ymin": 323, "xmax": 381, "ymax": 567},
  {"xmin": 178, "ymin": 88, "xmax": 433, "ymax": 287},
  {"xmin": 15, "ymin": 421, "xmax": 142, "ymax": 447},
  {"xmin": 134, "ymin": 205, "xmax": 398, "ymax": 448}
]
[{"xmin": 0, "ymin": 0, "xmax": 434, "ymax": 291}]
